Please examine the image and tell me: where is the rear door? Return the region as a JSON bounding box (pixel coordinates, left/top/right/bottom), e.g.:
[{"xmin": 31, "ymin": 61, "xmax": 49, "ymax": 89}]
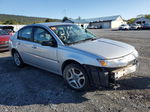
[{"xmin": 17, "ymin": 26, "xmax": 35, "ymax": 64}]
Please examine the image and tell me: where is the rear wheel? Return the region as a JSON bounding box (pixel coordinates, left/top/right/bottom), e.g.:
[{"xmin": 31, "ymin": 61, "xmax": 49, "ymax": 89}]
[
  {"xmin": 12, "ymin": 51, "xmax": 24, "ymax": 67},
  {"xmin": 63, "ymin": 63, "xmax": 90, "ymax": 91}
]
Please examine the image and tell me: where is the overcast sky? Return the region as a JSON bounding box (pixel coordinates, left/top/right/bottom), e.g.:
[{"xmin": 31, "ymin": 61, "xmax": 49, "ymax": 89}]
[{"xmin": 0, "ymin": 0, "xmax": 150, "ymax": 20}]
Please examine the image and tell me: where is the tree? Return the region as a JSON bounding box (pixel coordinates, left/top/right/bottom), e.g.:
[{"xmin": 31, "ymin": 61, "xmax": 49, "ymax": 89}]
[
  {"xmin": 45, "ymin": 18, "xmax": 59, "ymax": 23},
  {"xmin": 62, "ymin": 16, "xmax": 69, "ymax": 22},
  {"xmin": 127, "ymin": 18, "xmax": 136, "ymax": 24},
  {"xmin": 3, "ymin": 20, "xmax": 17, "ymax": 24},
  {"xmin": 45, "ymin": 19, "xmax": 52, "ymax": 22},
  {"xmin": 145, "ymin": 15, "xmax": 150, "ymax": 19}
]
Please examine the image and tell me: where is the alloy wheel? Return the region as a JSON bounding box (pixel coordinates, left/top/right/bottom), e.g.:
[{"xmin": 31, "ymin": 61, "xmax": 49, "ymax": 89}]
[
  {"xmin": 13, "ymin": 52, "xmax": 21, "ymax": 66},
  {"xmin": 66, "ymin": 67, "xmax": 85, "ymax": 89}
]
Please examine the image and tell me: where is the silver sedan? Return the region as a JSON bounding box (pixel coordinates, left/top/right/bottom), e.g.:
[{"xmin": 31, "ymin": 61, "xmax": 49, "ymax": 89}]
[{"xmin": 9, "ymin": 23, "xmax": 138, "ymax": 90}]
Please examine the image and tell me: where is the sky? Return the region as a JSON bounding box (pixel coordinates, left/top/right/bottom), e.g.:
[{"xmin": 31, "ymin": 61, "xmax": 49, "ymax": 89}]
[{"xmin": 0, "ymin": 0, "xmax": 150, "ymax": 20}]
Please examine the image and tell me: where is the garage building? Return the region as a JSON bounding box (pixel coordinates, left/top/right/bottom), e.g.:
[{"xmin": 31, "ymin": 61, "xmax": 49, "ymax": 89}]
[
  {"xmin": 63, "ymin": 19, "xmax": 89, "ymax": 29},
  {"xmin": 64, "ymin": 15, "xmax": 126, "ymax": 29}
]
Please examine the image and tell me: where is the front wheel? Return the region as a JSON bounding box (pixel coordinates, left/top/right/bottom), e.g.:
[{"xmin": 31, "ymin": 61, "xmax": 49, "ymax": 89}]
[
  {"xmin": 63, "ymin": 63, "xmax": 90, "ymax": 91},
  {"xmin": 13, "ymin": 51, "xmax": 24, "ymax": 67}
]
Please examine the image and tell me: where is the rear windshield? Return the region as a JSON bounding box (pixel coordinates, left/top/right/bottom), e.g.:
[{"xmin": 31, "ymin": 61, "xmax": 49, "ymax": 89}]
[{"xmin": 0, "ymin": 30, "xmax": 8, "ymax": 35}]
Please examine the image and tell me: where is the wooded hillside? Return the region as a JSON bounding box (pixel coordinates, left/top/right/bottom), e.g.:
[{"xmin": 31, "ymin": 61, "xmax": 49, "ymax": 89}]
[{"xmin": 0, "ymin": 14, "xmax": 60, "ymax": 24}]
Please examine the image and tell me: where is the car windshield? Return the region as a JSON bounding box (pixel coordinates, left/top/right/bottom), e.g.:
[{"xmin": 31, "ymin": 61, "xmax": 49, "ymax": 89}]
[
  {"xmin": 0, "ymin": 30, "xmax": 8, "ymax": 36},
  {"xmin": 50, "ymin": 25, "xmax": 96, "ymax": 45}
]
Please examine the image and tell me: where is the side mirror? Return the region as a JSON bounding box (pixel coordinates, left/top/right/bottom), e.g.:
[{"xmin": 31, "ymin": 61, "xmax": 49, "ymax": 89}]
[{"xmin": 41, "ymin": 40, "xmax": 57, "ymax": 47}]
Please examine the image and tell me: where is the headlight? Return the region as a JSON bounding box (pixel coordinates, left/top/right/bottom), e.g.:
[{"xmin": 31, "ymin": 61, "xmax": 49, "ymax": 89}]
[
  {"xmin": 99, "ymin": 60, "xmax": 108, "ymax": 66},
  {"xmin": 98, "ymin": 59, "xmax": 126, "ymax": 67},
  {"xmin": 97, "ymin": 53, "xmax": 136, "ymax": 68}
]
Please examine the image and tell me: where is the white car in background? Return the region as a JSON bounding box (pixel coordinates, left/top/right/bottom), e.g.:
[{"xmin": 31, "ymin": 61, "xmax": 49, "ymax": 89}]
[{"xmin": 119, "ymin": 24, "xmax": 130, "ymax": 30}]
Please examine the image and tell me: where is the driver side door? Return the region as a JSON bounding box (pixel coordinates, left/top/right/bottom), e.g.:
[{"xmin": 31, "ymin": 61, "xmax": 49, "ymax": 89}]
[{"xmin": 31, "ymin": 26, "xmax": 59, "ymax": 73}]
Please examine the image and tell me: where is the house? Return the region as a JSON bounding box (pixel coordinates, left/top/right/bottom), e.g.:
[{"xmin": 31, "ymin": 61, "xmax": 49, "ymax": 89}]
[
  {"xmin": 134, "ymin": 17, "xmax": 150, "ymax": 24},
  {"xmin": 64, "ymin": 15, "xmax": 126, "ymax": 29}
]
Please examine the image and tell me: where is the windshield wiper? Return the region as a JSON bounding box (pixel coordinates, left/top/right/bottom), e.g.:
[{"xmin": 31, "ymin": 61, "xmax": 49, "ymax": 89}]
[
  {"xmin": 81, "ymin": 38, "xmax": 93, "ymax": 41},
  {"xmin": 73, "ymin": 38, "xmax": 94, "ymax": 44},
  {"xmin": 67, "ymin": 37, "xmax": 97, "ymax": 45}
]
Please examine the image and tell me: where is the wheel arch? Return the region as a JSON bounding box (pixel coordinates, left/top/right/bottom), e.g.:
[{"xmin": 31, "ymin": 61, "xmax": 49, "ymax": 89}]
[
  {"xmin": 61, "ymin": 59, "xmax": 82, "ymax": 73},
  {"xmin": 11, "ymin": 48, "xmax": 18, "ymax": 55}
]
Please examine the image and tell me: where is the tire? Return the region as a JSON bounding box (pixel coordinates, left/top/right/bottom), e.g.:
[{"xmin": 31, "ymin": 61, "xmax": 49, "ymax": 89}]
[
  {"xmin": 12, "ymin": 51, "xmax": 24, "ymax": 67},
  {"xmin": 63, "ymin": 63, "xmax": 90, "ymax": 91}
]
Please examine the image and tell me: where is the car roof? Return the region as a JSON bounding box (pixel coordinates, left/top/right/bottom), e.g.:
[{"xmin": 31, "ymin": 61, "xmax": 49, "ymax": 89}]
[{"xmin": 32, "ymin": 22, "xmax": 73, "ymax": 27}]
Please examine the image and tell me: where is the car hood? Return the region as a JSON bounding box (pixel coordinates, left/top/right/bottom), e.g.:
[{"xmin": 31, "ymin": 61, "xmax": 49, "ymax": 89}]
[{"xmin": 70, "ymin": 38, "xmax": 135, "ymax": 59}]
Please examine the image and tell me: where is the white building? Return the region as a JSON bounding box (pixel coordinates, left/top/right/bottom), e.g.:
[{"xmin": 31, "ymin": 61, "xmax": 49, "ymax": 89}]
[
  {"xmin": 64, "ymin": 15, "xmax": 126, "ymax": 29},
  {"xmin": 87, "ymin": 15, "xmax": 126, "ymax": 29},
  {"xmin": 134, "ymin": 17, "xmax": 150, "ymax": 24}
]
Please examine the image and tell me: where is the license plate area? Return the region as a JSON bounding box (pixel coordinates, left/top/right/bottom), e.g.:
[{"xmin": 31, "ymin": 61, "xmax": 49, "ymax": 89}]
[{"xmin": 113, "ymin": 65, "xmax": 137, "ymax": 79}]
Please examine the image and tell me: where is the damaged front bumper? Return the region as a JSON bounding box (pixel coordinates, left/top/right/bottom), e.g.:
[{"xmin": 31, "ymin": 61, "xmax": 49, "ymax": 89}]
[{"xmin": 84, "ymin": 59, "xmax": 138, "ymax": 88}]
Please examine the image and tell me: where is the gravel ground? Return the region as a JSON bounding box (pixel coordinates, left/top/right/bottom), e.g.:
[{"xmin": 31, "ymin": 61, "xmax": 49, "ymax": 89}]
[{"xmin": 0, "ymin": 30, "xmax": 150, "ymax": 112}]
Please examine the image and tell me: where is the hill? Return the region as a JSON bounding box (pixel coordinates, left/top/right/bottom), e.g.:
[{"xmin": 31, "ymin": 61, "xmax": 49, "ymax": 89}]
[{"xmin": 0, "ymin": 14, "xmax": 61, "ymax": 24}]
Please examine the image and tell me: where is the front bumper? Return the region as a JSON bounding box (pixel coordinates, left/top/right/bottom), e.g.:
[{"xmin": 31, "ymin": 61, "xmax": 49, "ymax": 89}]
[
  {"xmin": 84, "ymin": 59, "xmax": 138, "ymax": 88},
  {"xmin": 112, "ymin": 64, "xmax": 137, "ymax": 79}
]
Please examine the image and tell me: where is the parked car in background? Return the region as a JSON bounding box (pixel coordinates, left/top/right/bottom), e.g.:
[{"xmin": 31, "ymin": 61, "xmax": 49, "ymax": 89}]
[
  {"xmin": 94, "ymin": 25, "xmax": 102, "ymax": 29},
  {"xmin": 87, "ymin": 25, "xmax": 102, "ymax": 29},
  {"xmin": 9, "ymin": 23, "xmax": 139, "ymax": 90},
  {"xmin": 129, "ymin": 24, "xmax": 142, "ymax": 30},
  {"xmin": 0, "ymin": 29, "xmax": 11, "ymax": 51},
  {"xmin": 119, "ymin": 24, "xmax": 130, "ymax": 30},
  {"xmin": 87, "ymin": 25, "xmax": 95, "ymax": 29},
  {"xmin": 141, "ymin": 23, "xmax": 150, "ymax": 30},
  {"xmin": 0, "ymin": 26, "xmax": 14, "ymax": 35}
]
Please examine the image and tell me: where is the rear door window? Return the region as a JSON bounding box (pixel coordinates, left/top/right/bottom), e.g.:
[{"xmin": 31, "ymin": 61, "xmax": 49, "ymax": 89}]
[{"xmin": 18, "ymin": 27, "xmax": 33, "ymax": 41}]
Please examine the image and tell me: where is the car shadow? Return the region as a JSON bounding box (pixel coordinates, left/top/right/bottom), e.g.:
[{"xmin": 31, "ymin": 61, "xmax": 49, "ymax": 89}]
[
  {"xmin": 0, "ymin": 56, "xmax": 90, "ymax": 106},
  {"xmin": 0, "ymin": 56, "xmax": 149, "ymax": 106},
  {"xmin": 116, "ymin": 76, "xmax": 150, "ymax": 90}
]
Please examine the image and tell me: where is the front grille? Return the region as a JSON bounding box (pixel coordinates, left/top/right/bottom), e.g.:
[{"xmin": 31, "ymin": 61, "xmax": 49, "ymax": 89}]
[
  {"xmin": 0, "ymin": 43, "xmax": 9, "ymax": 48},
  {"xmin": 0, "ymin": 41, "xmax": 9, "ymax": 45}
]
